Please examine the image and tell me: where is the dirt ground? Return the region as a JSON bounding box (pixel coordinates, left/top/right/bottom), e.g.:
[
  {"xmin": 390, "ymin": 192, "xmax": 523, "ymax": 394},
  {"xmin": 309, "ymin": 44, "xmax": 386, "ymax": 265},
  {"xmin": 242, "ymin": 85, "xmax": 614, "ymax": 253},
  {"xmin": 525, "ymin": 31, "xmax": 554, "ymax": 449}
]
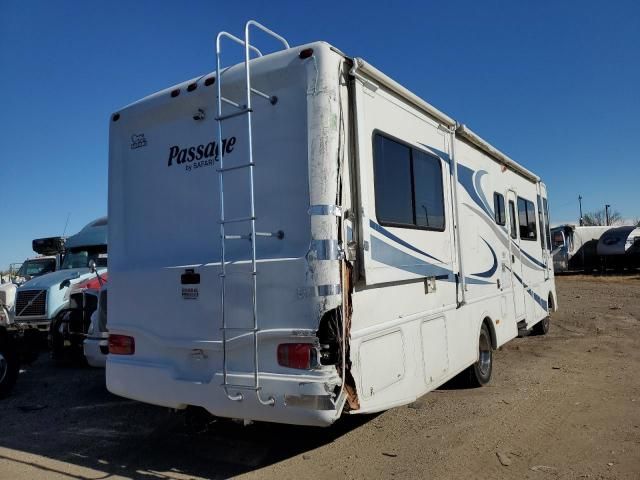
[{"xmin": 1, "ymin": 275, "xmax": 639, "ymax": 480}]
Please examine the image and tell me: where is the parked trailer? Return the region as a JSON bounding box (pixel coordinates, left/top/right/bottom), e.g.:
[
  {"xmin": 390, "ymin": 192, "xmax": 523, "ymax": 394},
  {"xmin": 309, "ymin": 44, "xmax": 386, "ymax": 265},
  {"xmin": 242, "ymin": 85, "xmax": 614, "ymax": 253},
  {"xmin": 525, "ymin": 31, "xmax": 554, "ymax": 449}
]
[
  {"xmin": 597, "ymin": 226, "xmax": 640, "ymax": 270},
  {"xmin": 107, "ymin": 21, "xmax": 556, "ymax": 426},
  {"xmin": 551, "ymin": 225, "xmax": 610, "ymax": 273}
]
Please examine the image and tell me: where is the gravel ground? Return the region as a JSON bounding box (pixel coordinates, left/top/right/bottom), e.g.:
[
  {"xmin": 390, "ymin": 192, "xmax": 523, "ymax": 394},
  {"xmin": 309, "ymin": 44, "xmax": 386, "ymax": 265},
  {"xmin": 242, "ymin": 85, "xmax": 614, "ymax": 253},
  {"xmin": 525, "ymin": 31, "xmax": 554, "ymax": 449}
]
[{"xmin": 0, "ymin": 275, "xmax": 639, "ymax": 479}]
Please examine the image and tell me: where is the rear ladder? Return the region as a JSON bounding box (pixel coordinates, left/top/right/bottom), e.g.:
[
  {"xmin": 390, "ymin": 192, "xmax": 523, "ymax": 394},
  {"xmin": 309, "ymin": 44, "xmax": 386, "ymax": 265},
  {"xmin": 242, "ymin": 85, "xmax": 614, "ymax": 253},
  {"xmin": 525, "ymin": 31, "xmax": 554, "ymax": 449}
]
[{"xmin": 215, "ymin": 20, "xmax": 289, "ymax": 406}]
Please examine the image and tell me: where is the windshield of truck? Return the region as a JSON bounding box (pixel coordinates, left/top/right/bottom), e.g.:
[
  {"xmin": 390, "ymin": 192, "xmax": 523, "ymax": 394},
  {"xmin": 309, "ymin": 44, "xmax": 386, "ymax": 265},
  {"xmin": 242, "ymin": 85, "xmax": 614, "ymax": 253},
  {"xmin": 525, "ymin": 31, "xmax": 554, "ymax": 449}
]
[
  {"xmin": 61, "ymin": 246, "xmax": 107, "ymax": 270},
  {"xmin": 17, "ymin": 258, "xmax": 56, "ymax": 277}
]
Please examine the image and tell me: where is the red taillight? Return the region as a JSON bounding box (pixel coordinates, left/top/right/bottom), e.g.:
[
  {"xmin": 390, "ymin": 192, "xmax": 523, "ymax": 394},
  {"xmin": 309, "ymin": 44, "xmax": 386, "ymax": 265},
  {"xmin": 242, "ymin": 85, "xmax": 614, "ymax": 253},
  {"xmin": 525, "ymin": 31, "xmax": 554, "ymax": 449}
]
[
  {"xmin": 277, "ymin": 343, "xmax": 315, "ymax": 369},
  {"xmin": 109, "ymin": 334, "xmax": 135, "ymax": 355}
]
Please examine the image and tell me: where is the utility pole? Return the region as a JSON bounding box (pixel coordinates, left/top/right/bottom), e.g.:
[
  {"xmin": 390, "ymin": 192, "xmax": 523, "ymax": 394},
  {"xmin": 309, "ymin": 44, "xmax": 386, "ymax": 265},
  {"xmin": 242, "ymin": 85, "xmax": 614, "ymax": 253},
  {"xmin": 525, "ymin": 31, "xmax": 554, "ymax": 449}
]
[
  {"xmin": 605, "ymin": 204, "xmax": 611, "ymax": 226},
  {"xmin": 578, "ymin": 195, "xmax": 583, "ymax": 226}
]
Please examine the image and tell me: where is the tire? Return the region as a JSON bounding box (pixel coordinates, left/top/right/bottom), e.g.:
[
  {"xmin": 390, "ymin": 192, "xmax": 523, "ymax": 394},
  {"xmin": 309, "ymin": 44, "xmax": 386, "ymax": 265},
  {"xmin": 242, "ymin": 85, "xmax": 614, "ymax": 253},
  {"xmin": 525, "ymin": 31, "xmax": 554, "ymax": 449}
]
[
  {"xmin": 0, "ymin": 331, "xmax": 20, "ymax": 398},
  {"xmin": 465, "ymin": 322, "xmax": 493, "ymax": 387},
  {"xmin": 532, "ymin": 315, "xmax": 550, "ymax": 336},
  {"xmin": 49, "ymin": 314, "xmax": 69, "ymax": 364}
]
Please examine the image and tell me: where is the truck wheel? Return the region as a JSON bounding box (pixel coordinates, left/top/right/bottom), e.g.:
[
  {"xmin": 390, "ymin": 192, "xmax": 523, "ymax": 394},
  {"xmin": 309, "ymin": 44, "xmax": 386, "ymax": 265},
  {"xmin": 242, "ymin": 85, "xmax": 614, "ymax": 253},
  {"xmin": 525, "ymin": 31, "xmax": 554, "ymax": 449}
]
[
  {"xmin": 533, "ymin": 295, "xmax": 552, "ymax": 336},
  {"xmin": 465, "ymin": 323, "xmax": 493, "ymax": 387},
  {"xmin": 49, "ymin": 315, "xmax": 68, "ymax": 364},
  {"xmin": 0, "ymin": 335, "xmax": 19, "ymax": 398},
  {"xmin": 532, "ymin": 316, "xmax": 550, "ymax": 335}
]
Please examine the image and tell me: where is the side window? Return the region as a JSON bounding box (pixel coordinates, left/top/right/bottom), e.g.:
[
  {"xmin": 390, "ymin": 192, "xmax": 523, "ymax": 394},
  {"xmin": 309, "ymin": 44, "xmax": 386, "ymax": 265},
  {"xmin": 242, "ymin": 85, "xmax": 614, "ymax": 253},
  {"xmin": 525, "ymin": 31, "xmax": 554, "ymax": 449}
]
[
  {"xmin": 493, "ymin": 192, "xmax": 506, "ymax": 226},
  {"xmin": 543, "ymin": 197, "xmax": 551, "ymax": 250},
  {"xmin": 537, "ymin": 195, "xmax": 545, "ymax": 248},
  {"xmin": 413, "ymin": 150, "xmax": 445, "ymax": 229},
  {"xmin": 509, "ymin": 200, "xmax": 517, "ymax": 239},
  {"xmin": 517, "ymin": 197, "xmax": 538, "ymax": 241},
  {"xmin": 373, "ymin": 135, "xmax": 413, "ymax": 225},
  {"xmin": 373, "ymin": 133, "xmax": 445, "ymax": 231}
]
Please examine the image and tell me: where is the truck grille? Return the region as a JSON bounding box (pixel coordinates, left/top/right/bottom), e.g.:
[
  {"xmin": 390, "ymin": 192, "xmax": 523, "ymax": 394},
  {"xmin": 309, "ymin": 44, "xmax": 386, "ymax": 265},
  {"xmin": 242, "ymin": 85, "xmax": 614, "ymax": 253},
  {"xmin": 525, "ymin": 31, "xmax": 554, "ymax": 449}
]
[{"xmin": 15, "ymin": 290, "xmax": 47, "ymax": 317}]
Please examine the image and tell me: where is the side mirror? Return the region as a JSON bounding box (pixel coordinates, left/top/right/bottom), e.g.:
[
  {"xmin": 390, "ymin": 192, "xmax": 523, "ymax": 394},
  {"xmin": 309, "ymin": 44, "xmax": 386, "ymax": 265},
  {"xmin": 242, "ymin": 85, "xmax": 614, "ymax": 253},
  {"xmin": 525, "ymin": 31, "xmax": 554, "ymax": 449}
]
[{"xmin": 89, "ymin": 259, "xmax": 97, "ymax": 273}]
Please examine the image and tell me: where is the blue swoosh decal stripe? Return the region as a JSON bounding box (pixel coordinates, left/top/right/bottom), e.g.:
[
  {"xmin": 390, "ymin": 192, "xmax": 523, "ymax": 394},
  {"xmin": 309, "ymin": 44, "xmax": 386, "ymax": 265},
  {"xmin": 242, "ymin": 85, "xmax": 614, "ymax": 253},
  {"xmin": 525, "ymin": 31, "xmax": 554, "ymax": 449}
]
[
  {"xmin": 458, "ymin": 164, "xmax": 493, "ymax": 218},
  {"xmin": 370, "ymin": 220, "xmax": 443, "ymax": 263},
  {"xmin": 471, "ymin": 238, "xmax": 498, "ymax": 278},
  {"xmin": 506, "ymin": 265, "xmax": 548, "ymax": 311},
  {"xmin": 516, "ymin": 245, "xmax": 547, "ymax": 269},
  {"xmin": 370, "ymin": 236, "xmax": 494, "ymax": 286}
]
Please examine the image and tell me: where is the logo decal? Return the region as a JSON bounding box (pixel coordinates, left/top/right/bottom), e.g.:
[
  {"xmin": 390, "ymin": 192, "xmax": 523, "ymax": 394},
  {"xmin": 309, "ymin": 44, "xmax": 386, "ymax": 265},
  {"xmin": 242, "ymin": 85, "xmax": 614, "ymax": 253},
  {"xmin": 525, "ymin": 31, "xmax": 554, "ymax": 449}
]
[
  {"xmin": 167, "ymin": 136, "xmax": 236, "ymax": 172},
  {"xmin": 130, "ymin": 133, "xmax": 147, "ymax": 150}
]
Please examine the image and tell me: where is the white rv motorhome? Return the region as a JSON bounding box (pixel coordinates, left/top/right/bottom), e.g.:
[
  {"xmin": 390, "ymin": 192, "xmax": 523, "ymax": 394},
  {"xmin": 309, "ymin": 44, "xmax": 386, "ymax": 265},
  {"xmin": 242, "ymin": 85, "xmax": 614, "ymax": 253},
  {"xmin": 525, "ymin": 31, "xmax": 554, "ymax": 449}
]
[{"xmin": 107, "ymin": 21, "xmax": 556, "ymax": 426}]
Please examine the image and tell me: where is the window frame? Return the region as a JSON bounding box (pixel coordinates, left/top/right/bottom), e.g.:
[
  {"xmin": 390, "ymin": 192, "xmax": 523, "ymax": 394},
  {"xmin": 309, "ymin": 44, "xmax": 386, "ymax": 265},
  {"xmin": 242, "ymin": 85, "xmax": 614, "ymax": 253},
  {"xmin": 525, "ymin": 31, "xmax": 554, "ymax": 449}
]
[
  {"xmin": 372, "ymin": 130, "xmax": 446, "ymax": 232},
  {"xmin": 543, "ymin": 197, "xmax": 552, "ymax": 251},
  {"xmin": 509, "ymin": 200, "xmax": 518, "ymax": 239},
  {"xmin": 537, "ymin": 195, "xmax": 545, "ymax": 249},
  {"xmin": 493, "ymin": 192, "xmax": 506, "ymax": 226},
  {"xmin": 517, "ymin": 196, "xmax": 538, "ymax": 242}
]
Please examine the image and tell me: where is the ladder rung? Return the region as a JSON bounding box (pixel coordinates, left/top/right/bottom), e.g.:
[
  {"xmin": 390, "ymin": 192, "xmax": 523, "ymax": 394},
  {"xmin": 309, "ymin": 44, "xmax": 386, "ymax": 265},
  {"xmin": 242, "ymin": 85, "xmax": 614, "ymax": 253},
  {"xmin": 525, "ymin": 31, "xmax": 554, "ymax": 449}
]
[
  {"xmin": 222, "ymin": 384, "xmax": 262, "ymax": 391},
  {"xmin": 220, "ymin": 96, "xmax": 244, "ymax": 109},
  {"xmin": 217, "ymin": 162, "xmax": 255, "ymax": 173},
  {"xmin": 221, "ymin": 216, "xmax": 255, "ymax": 224},
  {"xmin": 250, "ymin": 88, "xmax": 276, "ymax": 104},
  {"xmin": 216, "ymin": 108, "xmax": 252, "ymax": 121},
  {"xmin": 224, "ymin": 234, "xmax": 250, "ymax": 240}
]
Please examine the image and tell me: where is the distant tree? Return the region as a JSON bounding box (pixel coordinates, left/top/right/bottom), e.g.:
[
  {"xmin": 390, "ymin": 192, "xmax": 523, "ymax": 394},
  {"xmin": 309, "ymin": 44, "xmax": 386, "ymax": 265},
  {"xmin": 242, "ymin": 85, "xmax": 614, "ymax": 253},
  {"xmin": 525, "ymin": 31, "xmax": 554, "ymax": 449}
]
[{"xmin": 582, "ymin": 209, "xmax": 623, "ymax": 226}]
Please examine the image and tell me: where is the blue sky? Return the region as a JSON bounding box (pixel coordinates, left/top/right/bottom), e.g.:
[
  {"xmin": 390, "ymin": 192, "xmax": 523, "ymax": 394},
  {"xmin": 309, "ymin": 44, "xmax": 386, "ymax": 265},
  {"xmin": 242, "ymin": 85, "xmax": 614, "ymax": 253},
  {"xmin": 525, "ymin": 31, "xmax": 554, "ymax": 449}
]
[{"xmin": 1, "ymin": 0, "xmax": 638, "ymax": 269}]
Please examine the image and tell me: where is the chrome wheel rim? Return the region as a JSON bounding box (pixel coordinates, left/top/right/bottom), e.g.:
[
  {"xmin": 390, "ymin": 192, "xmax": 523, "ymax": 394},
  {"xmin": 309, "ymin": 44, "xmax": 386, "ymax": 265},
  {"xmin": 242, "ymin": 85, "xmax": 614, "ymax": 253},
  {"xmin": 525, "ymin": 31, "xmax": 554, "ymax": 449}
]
[
  {"xmin": 0, "ymin": 352, "xmax": 7, "ymax": 384},
  {"xmin": 543, "ymin": 316, "xmax": 550, "ymax": 331},
  {"xmin": 478, "ymin": 331, "xmax": 492, "ymax": 377}
]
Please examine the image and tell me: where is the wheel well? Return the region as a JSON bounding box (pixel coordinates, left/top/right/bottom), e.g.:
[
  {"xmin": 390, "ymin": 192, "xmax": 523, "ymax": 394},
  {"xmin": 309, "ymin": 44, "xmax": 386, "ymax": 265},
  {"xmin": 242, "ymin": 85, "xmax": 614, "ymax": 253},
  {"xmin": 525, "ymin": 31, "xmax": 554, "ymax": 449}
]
[
  {"xmin": 548, "ymin": 292, "xmax": 555, "ymax": 312},
  {"xmin": 483, "ymin": 317, "xmax": 497, "ymax": 350}
]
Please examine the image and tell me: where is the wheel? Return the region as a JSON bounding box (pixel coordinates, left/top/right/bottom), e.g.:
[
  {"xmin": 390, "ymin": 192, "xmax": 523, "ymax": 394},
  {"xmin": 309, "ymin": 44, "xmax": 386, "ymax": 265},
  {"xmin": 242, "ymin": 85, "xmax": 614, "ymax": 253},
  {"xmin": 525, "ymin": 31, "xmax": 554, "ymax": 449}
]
[
  {"xmin": 532, "ymin": 315, "xmax": 550, "ymax": 336},
  {"xmin": 0, "ymin": 331, "xmax": 19, "ymax": 398},
  {"xmin": 533, "ymin": 295, "xmax": 552, "ymax": 336},
  {"xmin": 465, "ymin": 322, "xmax": 493, "ymax": 387},
  {"xmin": 49, "ymin": 313, "xmax": 69, "ymax": 364}
]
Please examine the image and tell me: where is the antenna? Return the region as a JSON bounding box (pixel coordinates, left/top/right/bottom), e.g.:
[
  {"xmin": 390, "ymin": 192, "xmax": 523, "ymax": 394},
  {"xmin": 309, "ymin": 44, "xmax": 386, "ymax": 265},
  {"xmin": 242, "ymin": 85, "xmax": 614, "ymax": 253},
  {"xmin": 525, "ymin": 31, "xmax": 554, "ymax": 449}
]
[{"xmin": 62, "ymin": 212, "xmax": 71, "ymax": 237}]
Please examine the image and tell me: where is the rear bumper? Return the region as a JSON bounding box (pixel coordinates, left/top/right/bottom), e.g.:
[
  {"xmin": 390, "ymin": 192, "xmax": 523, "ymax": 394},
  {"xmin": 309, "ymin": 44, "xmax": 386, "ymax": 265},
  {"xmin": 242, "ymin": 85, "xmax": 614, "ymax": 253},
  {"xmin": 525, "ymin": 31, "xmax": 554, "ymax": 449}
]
[{"xmin": 106, "ymin": 357, "xmax": 343, "ymax": 426}]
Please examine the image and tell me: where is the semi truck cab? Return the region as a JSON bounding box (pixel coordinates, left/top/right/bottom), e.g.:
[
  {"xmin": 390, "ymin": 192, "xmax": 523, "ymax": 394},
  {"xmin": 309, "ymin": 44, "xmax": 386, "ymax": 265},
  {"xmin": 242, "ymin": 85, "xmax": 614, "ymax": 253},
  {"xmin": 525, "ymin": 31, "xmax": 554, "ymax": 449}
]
[{"xmin": 13, "ymin": 218, "xmax": 107, "ymax": 333}]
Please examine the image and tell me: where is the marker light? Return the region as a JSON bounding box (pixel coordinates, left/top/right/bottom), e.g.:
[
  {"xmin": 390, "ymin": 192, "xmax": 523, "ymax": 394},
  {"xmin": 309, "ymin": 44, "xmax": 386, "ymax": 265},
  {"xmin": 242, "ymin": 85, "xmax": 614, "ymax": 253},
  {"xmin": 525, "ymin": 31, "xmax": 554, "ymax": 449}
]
[
  {"xmin": 277, "ymin": 343, "xmax": 316, "ymax": 369},
  {"xmin": 299, "ymin": 48, "xmax": 314, "ymax": 59},
  {"xmin": 109, "ymin": 334, "xmax": 135, "ymax": 355}
]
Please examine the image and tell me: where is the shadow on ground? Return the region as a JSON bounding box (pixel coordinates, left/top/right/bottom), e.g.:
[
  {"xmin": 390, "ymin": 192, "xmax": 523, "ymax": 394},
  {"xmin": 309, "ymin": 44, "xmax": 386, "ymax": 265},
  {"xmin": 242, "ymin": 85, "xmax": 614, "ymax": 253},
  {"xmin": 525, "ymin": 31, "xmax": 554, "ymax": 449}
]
[{"xmin": 0, "ymin": 357, "xmax": 376, "ymax": 479}]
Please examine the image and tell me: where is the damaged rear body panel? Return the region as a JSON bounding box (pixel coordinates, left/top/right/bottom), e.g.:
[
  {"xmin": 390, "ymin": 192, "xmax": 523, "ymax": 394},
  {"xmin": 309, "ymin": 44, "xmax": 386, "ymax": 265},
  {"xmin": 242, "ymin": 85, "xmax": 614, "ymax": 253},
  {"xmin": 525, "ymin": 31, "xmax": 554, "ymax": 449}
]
[{"xmin": 107, "ymin": 38, "xmax": 353, "ymax": 426}]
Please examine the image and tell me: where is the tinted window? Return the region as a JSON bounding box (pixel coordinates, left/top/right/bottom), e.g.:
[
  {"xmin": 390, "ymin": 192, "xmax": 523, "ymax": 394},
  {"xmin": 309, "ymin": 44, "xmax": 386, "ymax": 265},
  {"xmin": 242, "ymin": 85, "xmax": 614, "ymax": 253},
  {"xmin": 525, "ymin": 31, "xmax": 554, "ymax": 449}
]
[
  {"xmin": 509, "ymin": 200, "xmax": 517, "ymax": 239},
  {"xmin": 537, "ymin": 195, "xmax": 545, "ymax": 248},
  {"xmin": 373, "ymin": 135, "xmax": 414, "ymax": 225},
  {"xmin": 413, "ymin": 150, "xmax": 445, "ymax": 229},
  {"xmin": 518, "ymin": 197, "xmax": 537, "ymax": 241},
  {"xmin": 494, "ymin": 192, "xmax": 506, "ymax": 226},
  {"xmin": 374, "ymin": 133, "xmax": 445, "ymax": 231},
  {"xmin": 543, "ymin": 197, "xmax": 551, "ymax": 250}
]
